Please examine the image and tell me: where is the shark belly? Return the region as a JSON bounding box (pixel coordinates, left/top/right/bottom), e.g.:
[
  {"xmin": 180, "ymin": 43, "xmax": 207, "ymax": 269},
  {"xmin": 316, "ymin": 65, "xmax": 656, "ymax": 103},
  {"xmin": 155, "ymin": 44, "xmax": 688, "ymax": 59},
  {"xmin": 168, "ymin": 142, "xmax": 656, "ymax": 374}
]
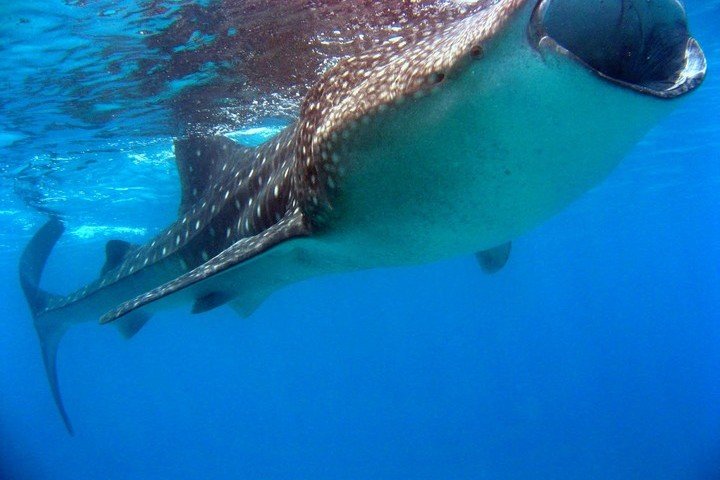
[
  {"xmin": 211, "ymin": 26, "xmax": 679, "ymax": 312},
  {"xmin": 317, "ymin": 7, "xmax": 676, "ymax": 269}
]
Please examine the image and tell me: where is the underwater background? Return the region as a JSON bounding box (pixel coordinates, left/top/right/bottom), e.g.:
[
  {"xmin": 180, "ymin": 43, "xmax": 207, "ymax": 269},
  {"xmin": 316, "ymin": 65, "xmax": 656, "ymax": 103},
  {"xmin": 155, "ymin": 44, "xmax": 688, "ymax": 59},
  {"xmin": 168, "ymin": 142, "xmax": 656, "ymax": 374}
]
[{"xmin": 1, "ymin": 1, "xmax": 719, "ymax": 479}]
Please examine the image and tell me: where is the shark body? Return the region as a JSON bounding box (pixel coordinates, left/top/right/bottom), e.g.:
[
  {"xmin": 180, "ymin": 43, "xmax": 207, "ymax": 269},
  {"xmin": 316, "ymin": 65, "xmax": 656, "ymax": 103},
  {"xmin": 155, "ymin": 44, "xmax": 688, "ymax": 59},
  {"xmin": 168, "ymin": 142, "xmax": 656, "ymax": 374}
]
[{"xmin": 20, "ymin": 0, "xmax": 706, "ymax": 434}]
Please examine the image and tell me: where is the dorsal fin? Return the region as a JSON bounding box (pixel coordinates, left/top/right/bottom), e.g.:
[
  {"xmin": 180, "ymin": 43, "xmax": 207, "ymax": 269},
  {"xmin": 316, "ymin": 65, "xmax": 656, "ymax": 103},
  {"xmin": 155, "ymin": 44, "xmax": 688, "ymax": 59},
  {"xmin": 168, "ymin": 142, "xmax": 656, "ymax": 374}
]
[
  {"xmin": 174, "ymin": 135, "xmax": 252, "ymax": 213},
  {"xmin": 101, "ymin": 240, "xmax": 135, "ymax": 276}
]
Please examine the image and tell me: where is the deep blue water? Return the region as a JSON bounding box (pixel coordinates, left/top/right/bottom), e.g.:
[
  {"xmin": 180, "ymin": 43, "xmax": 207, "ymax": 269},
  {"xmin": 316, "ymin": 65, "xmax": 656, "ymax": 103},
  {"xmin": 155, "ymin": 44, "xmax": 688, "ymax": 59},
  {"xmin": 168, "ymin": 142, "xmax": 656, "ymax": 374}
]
[{"xmin": 1, "ymin": 1, "xmax": 720, "ymax": 479}]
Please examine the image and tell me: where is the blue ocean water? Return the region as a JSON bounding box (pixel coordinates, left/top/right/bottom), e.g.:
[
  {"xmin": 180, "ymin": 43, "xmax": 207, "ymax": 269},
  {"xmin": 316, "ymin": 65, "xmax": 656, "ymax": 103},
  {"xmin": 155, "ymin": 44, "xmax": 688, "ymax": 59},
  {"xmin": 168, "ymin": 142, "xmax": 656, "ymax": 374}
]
[{"xmin": 1, "ymin": 1, "xmax": 719, "ymax": 479}]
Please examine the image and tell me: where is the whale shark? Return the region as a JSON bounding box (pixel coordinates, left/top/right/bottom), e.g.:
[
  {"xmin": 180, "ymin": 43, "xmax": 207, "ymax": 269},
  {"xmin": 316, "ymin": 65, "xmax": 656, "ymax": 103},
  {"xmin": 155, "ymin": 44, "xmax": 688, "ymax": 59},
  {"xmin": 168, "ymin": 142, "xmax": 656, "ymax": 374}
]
[{"xmin": 19, "ymin": 0, "xmax": 706, "ymax": 434}]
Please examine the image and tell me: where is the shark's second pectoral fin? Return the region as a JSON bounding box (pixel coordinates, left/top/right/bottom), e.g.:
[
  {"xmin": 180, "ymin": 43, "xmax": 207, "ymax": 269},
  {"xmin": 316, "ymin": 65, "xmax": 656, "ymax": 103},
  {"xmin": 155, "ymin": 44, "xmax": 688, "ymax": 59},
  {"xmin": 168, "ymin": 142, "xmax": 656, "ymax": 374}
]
[
  {"xmin": 475, "ymin": 242, "xmax": 512, "ymax": 274},
  {"xmin": 99, "ymin": 212, "xmax": 310, "ymax": 324}
]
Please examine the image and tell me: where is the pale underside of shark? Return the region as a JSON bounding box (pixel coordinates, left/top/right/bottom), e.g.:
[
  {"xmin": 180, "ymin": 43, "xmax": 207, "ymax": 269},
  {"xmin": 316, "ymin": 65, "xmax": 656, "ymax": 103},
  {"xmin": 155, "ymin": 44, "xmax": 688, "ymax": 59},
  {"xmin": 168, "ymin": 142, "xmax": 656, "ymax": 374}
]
[{"xmin": 19, "ymin": 0, "xmax": 706, "ymax": 434}]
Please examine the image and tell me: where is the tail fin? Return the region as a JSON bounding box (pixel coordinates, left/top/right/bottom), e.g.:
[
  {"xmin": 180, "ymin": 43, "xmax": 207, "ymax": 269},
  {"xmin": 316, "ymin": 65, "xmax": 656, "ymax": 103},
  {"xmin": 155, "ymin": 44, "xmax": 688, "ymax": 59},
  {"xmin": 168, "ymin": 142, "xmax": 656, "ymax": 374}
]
[{"xmin": 19, "ymin": 217, "xmax": 75, "ymax": 435}]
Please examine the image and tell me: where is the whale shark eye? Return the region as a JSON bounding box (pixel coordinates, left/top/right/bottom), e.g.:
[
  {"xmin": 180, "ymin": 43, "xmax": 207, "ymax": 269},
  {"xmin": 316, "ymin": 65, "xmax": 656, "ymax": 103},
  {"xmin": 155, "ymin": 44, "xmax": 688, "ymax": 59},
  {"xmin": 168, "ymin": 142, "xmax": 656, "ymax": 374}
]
[
  {"xmin": 431, "ymin": 72, "xmax": 446, "ymax": 84},
  {"xmin": 530, "ymin": 0, "xmax": 706, "ymax": 98}
]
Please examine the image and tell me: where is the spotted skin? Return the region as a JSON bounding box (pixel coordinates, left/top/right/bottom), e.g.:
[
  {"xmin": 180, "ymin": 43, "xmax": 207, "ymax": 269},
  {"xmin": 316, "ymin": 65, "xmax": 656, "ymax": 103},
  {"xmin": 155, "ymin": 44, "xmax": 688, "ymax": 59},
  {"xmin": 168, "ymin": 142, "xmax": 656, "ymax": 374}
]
[
  {"xmin": 143, "ymin": 0, "xmax": 522, "ymax": 129},
  {"xmin": 100, "ymin": 213, "xmax": 309, "ymax": 323},
  {"xmin": 42, "ymin": 0, "xmax": 528, "ymax": 318},
  {"xmin": 20, "ymin": 0, "xmax": 706, "ymax": 435},
  {"xmin": 44, "ymin": 128, "xmax": 301, "ymax": 311}
]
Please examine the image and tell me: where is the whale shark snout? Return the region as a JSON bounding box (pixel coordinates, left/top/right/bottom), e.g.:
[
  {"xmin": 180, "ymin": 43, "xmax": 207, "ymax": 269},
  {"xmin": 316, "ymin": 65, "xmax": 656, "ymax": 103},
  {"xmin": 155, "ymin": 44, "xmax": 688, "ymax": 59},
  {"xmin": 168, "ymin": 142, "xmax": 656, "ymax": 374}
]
[{"xmin": 530, "ymin": 0, "xmax": 707, "ymax": 98}]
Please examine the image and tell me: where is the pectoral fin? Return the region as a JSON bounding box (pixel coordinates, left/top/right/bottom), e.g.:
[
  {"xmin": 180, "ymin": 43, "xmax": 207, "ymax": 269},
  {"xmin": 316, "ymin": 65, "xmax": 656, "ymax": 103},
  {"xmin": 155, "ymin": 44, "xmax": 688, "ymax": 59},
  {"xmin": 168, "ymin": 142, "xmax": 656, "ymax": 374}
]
[
  {"xmin": 99, "ymin": 212, "xmax": 309, "ymax": 324},
  {"xmin": 475, "ymin": 242, "xmax": 512, "ymax": 274}
]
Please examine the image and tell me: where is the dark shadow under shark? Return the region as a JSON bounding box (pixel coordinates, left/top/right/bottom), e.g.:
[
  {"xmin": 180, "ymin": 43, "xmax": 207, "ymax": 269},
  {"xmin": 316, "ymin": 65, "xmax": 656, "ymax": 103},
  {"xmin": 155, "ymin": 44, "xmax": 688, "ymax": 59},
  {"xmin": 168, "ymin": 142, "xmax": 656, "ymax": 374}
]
[{"xmin": 20, "ymin": 0, "xmax": 706, "ymax": 434}]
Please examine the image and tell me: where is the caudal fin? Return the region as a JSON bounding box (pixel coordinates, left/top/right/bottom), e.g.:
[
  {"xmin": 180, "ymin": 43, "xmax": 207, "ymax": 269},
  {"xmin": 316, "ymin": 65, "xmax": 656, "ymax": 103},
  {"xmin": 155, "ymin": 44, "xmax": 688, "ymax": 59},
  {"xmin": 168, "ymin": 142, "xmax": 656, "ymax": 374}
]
[
  {"xmin": 19, "ymin": 217, "xmax": 75, "ymax": 435},
  {"xmin": 19, "ymin": 217, "xmax": 64, "ymax": 316}
]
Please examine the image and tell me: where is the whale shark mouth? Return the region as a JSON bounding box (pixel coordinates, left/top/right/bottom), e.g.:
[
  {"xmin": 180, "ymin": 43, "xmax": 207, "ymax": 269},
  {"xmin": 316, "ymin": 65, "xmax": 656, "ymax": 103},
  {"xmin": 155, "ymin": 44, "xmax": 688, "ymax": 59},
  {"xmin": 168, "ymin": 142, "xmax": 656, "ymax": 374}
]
[{"xmin": 529, "ymin": 0, "xmax": 706, "ymax": 98}]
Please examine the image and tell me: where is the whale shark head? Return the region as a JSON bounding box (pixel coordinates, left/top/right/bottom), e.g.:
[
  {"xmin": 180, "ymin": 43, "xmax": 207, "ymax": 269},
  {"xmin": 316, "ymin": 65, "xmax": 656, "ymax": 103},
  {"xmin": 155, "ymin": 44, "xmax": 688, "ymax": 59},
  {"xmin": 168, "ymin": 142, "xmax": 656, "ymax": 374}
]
[
  {"xmin": 296, "ymin": 0, "xmax": 707, "ymax": 263},
  {"xmin": 529, "ymin": 0, "xmax": 706, "ymax": 98}
]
